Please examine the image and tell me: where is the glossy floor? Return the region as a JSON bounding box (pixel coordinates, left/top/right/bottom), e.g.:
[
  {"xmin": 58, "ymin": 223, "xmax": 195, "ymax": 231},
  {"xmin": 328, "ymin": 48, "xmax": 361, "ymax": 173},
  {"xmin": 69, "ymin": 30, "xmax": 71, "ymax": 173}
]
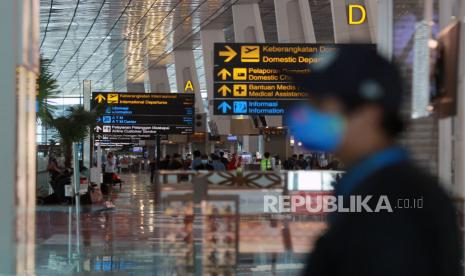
[{"xmin": 35, "ymin": 172, "xmax": 325, "ymax": 275}]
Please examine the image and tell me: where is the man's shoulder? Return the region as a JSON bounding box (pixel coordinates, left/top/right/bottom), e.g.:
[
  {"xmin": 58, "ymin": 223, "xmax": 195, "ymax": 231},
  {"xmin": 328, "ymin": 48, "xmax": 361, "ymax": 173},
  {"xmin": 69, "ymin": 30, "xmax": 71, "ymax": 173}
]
[
  {"xmin": 362, "ymin": 162, "xmax": 440, "ymax": 193},
  {"xmin": 356, "ymin": 161, "xmax": 456, "ymax": 218}
]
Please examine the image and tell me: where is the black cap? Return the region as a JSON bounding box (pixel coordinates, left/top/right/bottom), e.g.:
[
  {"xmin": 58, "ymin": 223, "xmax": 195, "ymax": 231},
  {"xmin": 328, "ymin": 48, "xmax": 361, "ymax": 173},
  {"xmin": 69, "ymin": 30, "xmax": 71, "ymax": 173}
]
[{"xmin": 291, "ymin": 45, "xmax": 404, "ymax": 115}]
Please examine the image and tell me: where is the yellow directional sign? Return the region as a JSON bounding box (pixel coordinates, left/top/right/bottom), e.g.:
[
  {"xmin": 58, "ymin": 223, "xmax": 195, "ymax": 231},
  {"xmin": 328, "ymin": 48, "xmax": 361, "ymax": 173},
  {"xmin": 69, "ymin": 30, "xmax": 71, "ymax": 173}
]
[
  {"xmin": 233, "ymin": 84, "xmax": 247, "ymax": 97},
  {"xmin": 184, "ymin": 80, "xmax": 194, "ymax": 92},
  {"xmin": 219, "ymin": 45, "xmax": 237, "ymax": 62},
  {"xmin": 217, "ymin": 68, "xmax": 231, "ymax": 81},
  {"xmin": 217, "ymin": 85, "xmax": 232, "ymax": 97},
  {"xmin": 94, "ymin": 94, "xmax": 106, "ymax": 103},
  {"xmin": 107, "ymin": 93, "xmax": 119, "ymax": 104},
  {"xmin": 241, "ymin": 45, "xmax": 260, "ymax": 62},
  {"xmin": 233, "ymin": 68, "xmax": 247, "ymax": 80}
]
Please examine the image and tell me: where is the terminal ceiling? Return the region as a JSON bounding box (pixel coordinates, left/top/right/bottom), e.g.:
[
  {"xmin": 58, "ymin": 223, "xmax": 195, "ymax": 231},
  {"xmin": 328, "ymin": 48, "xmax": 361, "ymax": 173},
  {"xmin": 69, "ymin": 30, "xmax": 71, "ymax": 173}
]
[{"xmin": 40, "ymin": 0, "xmax": 334, "ymax": 97}]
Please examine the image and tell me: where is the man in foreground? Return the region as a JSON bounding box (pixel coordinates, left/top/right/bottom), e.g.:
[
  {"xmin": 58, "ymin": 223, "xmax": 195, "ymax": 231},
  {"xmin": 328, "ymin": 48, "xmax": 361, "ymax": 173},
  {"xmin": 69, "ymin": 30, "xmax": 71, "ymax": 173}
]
[{"xmin": 286, "ymin": 45, "xmax": 462, "ymax": 276}]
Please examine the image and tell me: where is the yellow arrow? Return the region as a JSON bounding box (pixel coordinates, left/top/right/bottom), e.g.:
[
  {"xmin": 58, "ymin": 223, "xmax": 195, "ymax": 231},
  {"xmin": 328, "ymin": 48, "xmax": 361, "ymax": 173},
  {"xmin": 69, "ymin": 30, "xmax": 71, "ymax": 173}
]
[
  {"xmin": 219, "ymin": 45, "xmax": 237, "ymax": 62},
  {"xmin": 94, "ymin": 94, "xmax": 106, "ymax": 103},
  {"xmin": 217, "ymin": 85, "xmax": 232, "ymax": 97},
  {"xmin": 217, "ymin": 68, "xmax": 231, "ymax": 81}
]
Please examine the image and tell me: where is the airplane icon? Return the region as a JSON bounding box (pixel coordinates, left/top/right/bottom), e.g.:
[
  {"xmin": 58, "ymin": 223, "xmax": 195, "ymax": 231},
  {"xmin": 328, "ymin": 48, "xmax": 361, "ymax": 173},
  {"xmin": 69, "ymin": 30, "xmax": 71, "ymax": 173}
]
[{"xmin": 241, "ymin": 46, "xmax": 260, "ymax": 62}]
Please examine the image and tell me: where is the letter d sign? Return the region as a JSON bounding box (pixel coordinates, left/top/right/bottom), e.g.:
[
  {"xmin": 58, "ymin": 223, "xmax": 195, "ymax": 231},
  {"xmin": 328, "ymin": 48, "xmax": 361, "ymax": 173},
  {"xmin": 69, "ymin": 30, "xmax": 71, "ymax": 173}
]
[{"xmin": 348, "ymin": 4, "xmax": 366, "ymax": 25}]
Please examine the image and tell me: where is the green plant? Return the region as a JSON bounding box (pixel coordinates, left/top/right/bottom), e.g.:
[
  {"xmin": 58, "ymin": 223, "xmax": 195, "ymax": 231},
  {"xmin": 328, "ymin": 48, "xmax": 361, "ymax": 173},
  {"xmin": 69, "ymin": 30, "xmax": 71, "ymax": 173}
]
[
  {"xmin": 36, "ymin": 56, "xmax": 60, "ymax": 125},
  {"xmin": 49, "ymin": 105, "xmax": 99, "ymax": 168}
]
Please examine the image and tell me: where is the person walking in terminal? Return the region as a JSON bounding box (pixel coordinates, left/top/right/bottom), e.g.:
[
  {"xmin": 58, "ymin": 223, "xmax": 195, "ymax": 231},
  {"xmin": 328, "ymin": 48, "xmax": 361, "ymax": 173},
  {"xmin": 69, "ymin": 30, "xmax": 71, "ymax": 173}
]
[
  {"xmin": 102, "ymin": 152, "xmax": 116, "ymax": 204},
  {"xmin": 296, "ymin": 154, "xmax": 309, "ymax": 170},
  {"xmin": 211, "ymin": 153, "xmax": 226, "ymax": 171},
  {"xmin": 194, "ymin": 154, "xmax": 214, "ymax": 171},
  {"xmin": 191, "ymin": 150, "xmax": 202, "ymax": 169},
  {"xmin": 260, "ymin": 152, "xmax": 273, "ymax": 171},
  {"xmin": 285, "ymin": 45, "xmax": 462, "ymax": 276},
  {"xmin": 149, "ymin": 157, "xmax": 156, "ymax": 183},
  {"xmin": 227, "ymin": 153, "xmax": 238, "ymax": 170},
  {"xmin": 219, "ymin": 151, "xmax": 229, "ymax": 168}
]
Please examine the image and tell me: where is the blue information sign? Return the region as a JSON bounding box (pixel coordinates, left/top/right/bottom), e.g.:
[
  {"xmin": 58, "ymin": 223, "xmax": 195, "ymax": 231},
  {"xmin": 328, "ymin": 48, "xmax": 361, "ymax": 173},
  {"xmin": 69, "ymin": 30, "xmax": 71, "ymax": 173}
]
[{"xmin": 213, "ymin": 99, "xmax": 297, "ymax": 116}]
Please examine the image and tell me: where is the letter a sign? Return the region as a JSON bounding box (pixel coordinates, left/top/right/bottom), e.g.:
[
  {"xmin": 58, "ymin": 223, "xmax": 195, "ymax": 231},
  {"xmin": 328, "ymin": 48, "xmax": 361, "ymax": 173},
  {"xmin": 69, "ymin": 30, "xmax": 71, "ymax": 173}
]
[{"xmin": 184, "ymin": 80, "xmax": 194, "ymax": 92}]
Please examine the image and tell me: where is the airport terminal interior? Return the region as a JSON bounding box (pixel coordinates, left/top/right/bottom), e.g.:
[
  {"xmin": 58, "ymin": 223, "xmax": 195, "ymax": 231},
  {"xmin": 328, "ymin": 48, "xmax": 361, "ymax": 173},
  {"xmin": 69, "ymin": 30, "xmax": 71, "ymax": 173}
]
[{"xmin": 1, "ymin": 0, "xmax": 465, "ymax": 274}]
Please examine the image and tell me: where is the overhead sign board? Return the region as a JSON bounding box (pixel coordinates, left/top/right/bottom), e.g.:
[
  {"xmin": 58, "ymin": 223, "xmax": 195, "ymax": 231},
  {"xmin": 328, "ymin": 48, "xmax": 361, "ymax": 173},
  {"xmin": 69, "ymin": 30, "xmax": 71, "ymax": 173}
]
[
  {"xmin": 213, "ymin": 43, "xmax": 375, "ymax": 115},
  {"xmin": 91, "ymin": 92, "xmax": 195, "ymax": 139}
]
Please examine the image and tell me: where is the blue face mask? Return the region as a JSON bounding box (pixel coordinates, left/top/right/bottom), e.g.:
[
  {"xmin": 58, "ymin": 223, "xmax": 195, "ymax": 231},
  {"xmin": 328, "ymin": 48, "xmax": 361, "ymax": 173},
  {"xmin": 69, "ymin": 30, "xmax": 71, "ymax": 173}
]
[{"xmin": 286, "ymin": 104, "xmax": 346, "ymax": 152}]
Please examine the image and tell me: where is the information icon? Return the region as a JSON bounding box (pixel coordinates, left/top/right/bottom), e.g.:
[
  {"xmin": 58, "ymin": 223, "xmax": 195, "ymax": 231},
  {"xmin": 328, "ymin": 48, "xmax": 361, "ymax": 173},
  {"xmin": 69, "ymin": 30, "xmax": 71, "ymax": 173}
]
[{"xmin": 233, "ymin": 101, "xmax": 248, "ymax": 114}]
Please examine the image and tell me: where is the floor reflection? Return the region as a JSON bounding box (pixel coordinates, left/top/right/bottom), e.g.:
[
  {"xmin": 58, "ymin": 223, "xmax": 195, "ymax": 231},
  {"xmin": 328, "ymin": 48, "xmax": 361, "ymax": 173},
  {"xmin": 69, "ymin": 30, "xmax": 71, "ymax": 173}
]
[{"xmin": 35, "ymin": 173, "xmax": 326, "ymax": 275}]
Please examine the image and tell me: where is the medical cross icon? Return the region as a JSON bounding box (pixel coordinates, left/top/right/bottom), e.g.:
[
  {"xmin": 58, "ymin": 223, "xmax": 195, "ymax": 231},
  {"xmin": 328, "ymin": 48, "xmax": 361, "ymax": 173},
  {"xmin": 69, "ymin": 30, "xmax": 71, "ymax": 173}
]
[{"xmin": 233, "ymin": 84, "xmax": 247, "ymax": 97}]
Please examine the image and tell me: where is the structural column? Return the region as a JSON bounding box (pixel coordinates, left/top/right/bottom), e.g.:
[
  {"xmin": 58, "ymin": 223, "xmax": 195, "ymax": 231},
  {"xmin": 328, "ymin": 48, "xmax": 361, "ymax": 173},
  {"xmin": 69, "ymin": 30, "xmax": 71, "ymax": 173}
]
[
  {"xmin": 148, "ymin": 65, "xmax": 171, "ymax": 93},
  {"xmin": 232, "ymin": 3, "xmax": 267, "ymax": 155},
  {"xmin": 330, "ymin": 0, "xmax": 373, "ymax": 43},
  {"xmin": 0, "ymin": 0, "xmax": 38, "ymax": 273},
  {"xmin": 200, "ymin": 28, "xmax": 231, "ymax": 136},
  {"xmin": 126, "ymin": 81, "xmax": 145, "ymax": 92},
  {"xmin": 454, "ymin": 0, "xmax": 465, "ymax": 198},
  {"xmin": 438, "ymin": 0, "xmax": 455, "ymax": 191},
  {"xmin": 174, "ymin": 49, "xmax": 204, "ymax": 112},
  {"xmin": 273, "ymin": 0, "xmax": 316, "ymax": 157},
  {"xmin": 0, "ymin": 1, "xmax": 17, "ymax": 272},
  {"xmin": 274, "ymin": 0, "xmax": 316, "ymax": 43},
  {"xmin": 375, "ymin": 0, "xmax": 393, "ymax": 59}
]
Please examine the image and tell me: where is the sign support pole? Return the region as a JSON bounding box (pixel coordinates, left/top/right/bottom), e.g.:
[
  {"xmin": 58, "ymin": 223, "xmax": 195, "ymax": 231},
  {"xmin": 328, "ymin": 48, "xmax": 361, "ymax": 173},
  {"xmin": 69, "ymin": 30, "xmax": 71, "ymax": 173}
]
[
  {"xmin": 154, "ymin": 134, "xmax": 161, "ymax": 204},
  {"xmin": 72, "ymin": 142, "xmax": 81, "ymax": 269}
]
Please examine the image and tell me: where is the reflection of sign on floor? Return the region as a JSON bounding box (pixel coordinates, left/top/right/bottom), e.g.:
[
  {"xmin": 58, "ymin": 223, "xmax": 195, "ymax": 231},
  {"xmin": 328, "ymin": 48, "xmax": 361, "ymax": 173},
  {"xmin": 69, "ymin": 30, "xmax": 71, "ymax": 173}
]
[
  {"xmin": 107, "ymin": 93, "xmax": 119, "ymax": 104},
  {"xmin": 241, "ymin": 45, "xmax": 260, "ymax": 62}
]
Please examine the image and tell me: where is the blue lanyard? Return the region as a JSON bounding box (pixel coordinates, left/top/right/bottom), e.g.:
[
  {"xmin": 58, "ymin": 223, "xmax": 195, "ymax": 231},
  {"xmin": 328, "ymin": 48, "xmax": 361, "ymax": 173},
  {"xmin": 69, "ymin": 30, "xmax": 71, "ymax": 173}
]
[{"xmin": 337, "ymin": 146, "xmax": 409, "ymax": 196}]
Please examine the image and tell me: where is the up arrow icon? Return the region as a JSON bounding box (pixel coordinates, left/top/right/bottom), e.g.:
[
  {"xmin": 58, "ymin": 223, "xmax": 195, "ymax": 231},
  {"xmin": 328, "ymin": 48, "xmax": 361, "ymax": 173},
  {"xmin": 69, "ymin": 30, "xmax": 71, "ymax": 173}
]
[
  {"xmin": 94, "ymin": 126, "xmax": 102, "ymax": 132},
  {"xmin": 218, "ymin": 102, "xmax": 232, "ymax": 114},
  {"xmin": 94, "ymin": 94, "xmax": 106, "ymax": 103},
  {"xmin": 217, "ymin": 85, "xmax": 231, "ymax": 97},
  {"xmin": 217, "ymin": 68, "xmax": 231, "ymax": 81}
]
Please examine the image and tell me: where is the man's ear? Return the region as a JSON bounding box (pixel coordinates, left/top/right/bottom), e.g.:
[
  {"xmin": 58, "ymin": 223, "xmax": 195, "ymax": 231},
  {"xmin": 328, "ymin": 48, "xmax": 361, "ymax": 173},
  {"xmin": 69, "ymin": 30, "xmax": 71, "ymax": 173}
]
[
  {"xmin": 351, "ymin": 104, "xmax": 383, "ymax": 128},
  {"xmin": 361, "ymin": 104, "xmax": 384, "ymax": 128}
]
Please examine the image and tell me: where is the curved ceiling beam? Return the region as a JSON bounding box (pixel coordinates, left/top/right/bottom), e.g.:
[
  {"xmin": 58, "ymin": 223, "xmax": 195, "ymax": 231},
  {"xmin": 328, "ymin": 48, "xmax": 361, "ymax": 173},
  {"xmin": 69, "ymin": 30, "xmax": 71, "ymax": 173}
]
[
  {"xmin": 54, "ymin": 0, "xmax": 107, "ymax": 79},
  {"xmin": 40, "ymin": 0, "xmax": 54, "ymax": 49},
  {"xmin": 47, "ymin": 0, "xmax": 82, "ymax": 66}
]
